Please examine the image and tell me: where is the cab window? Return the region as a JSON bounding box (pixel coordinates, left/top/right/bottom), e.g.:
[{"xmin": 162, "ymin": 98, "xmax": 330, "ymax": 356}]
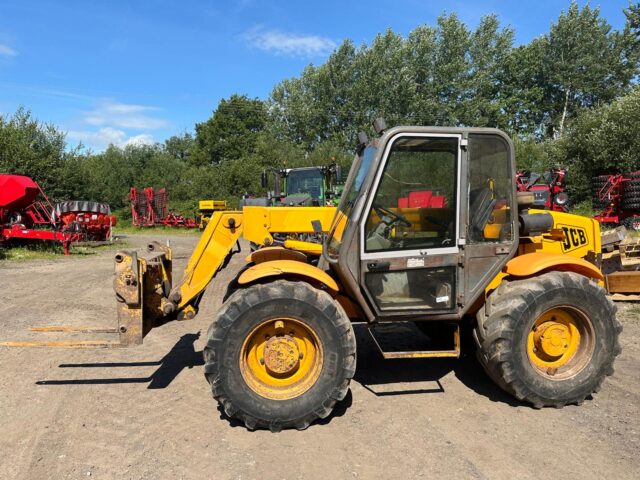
[
  {"xmin": 364, "ymin": 136, "xmax": 458, "ymax": 253},
  {"xmin": 467, "ymin": 134, "xmax": 513, "ymax": 243}
]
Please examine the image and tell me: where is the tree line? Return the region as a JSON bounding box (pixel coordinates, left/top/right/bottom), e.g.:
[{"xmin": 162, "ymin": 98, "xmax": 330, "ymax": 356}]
[{"xmin": 0, "ymin": 2, "xmax": 639, "ymax": 217}]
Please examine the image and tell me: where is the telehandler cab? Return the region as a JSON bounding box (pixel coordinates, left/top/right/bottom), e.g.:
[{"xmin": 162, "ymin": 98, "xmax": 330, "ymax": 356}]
[{"xmin": 3, "ymin": 122, "xmax": 621, "ymax": 431}]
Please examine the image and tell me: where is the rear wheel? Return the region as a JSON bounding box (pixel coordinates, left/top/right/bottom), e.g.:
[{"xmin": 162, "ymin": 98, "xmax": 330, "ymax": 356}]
[
  {"xmin": 204, "ymin": 279, "xmax": 356, "ymax": 431},
  {"xmin": 474, "ymin": 271, "xmax": 621, "ymax": 407}
]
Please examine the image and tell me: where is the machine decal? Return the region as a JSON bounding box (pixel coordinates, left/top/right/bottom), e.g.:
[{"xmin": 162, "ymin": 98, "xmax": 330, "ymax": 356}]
[
  {"xmin": 559, "ymin": 224, "xmax": 588, "ymax": 252},
  {"xmin": 407, "ymin": 257, "xmax": 425, "ymax": 268}
]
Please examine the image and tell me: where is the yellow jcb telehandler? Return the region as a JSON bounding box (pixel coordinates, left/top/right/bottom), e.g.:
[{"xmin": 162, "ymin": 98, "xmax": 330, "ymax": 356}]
[{"xmin": 4, "ymin": 122, "xmax": 621, "ymax": 431}]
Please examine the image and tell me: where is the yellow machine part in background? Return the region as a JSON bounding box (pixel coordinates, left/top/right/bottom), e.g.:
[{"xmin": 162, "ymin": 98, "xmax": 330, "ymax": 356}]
[{"xmin": 198, "ymin": 199, "xmax": 228, "ymax": 229}]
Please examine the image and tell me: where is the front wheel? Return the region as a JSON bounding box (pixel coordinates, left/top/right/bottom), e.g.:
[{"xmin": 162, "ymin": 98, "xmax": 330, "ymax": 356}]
[
  {"xmin": 474, "ymin": 271, "xmax": 621, "ymax": 408},
  {"xmin": 204, "ymin": 279, "xmax": 356, "ymax": 431}
]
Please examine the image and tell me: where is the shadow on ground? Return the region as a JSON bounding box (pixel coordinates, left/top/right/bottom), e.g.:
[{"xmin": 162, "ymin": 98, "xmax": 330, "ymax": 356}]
[
  {"xmin": 352, "ymin": 324, "xmax": 524, "ymax": 407},
  {"xmin": 36, "ymin": 332, "xmax": 203, "ymax": 389},
  {"xmin": 35, "ymin": 322, "xmax": 525, "ymax": 426}
]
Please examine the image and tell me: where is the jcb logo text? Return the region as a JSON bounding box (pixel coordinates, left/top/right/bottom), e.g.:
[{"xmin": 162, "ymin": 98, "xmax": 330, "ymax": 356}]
[{"xmin": 561, "ymin": 226, "xmax": 587, "ymax": 252}]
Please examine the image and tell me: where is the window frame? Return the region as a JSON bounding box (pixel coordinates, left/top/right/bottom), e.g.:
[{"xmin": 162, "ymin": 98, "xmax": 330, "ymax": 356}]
[{"xmin": 360, "ymin": 132, "xmax": 462, "ymax": 261}]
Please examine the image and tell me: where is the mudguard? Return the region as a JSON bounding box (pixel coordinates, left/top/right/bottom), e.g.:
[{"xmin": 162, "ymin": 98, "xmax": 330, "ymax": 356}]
[
  {"xmin": 504, "ymin": 252, "xmax": 604, "ymax": 281},
  {"xmin": 237, "ymin": 260, "xmax": 339, "ymax": 293}
]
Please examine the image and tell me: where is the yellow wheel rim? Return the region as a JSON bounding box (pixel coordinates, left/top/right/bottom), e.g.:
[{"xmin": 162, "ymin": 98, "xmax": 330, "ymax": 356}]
[
  {"xmin": 527, "ymin": 307, "xmax": 594, "ymax": 379},
  {"xmin": 240, "ymin": 317, "xmax": 323, "ymax": 400}
]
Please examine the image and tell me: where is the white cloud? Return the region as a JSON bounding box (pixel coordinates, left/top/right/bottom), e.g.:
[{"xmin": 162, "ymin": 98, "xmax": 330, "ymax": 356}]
[
  {"xmin": 244, "ymin": 28, "xmax": 336, "ymax": 57},
  {"xmin": 65, "ymin": 98, "xmax": 165, "ymax": 151},
  {"xmin": 123, "ymin": 133, "xmax": 154, "ymax": 146},
  {"xmin": 0, "ymin": 44, "xmax": 17, "ymax": 58},
  {"xmin": 83, "ymin": 99, "xmax": 169, "ymax": 130},
  {"xmin": 66, "ymin": 127, "xmax": 154, "ymax": 150}
]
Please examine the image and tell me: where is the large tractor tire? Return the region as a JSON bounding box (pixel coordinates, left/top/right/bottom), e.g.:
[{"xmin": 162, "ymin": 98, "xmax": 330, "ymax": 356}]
[
  {"xmin": 474, "ymin": 271, "xmax": 621, "ymax": 408},
  {"xmin": 591, "ymin": 176, "xmax": 610, "ymax": 210},
  {"xmin": 204, "ymin": 279, "xmax": 356, "ymax": 431}
]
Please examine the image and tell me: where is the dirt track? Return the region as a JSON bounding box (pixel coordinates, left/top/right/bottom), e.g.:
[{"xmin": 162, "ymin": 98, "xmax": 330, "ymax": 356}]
[{"xmin": 1, "ymin": 234, "xmax": 639, "ymax": 480}]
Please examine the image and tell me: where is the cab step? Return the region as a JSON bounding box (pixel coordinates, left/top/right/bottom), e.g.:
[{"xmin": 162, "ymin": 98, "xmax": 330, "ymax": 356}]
[{"xmin": 367, "ymin": 322, "xmax": 460, "ymax": 359}]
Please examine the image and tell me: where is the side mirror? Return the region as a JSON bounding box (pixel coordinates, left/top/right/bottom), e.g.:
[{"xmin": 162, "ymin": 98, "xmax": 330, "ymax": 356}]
[
  {"xmin": 335, "ymin": 165, "xmax": 342, "ymax": 184},
  {"xmin": 372, "ymin": 118, "xmax": 387, "ymax": 135},
  {"xmin": 261, "ymin": 171, "xmax": 268, "ymax": 189}
]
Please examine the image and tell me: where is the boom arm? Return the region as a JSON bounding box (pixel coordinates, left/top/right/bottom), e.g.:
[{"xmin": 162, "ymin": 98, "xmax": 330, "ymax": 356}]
[
  {"xmin": 111, "ymin": 206, "xmax": 336, "ymax": 344},
  {"xmin": 174, "ymin": 206, "xmax": 336, "ymax": 316},
  {"xmin": 173, "ymin": 211, "xmax": 244, "ymax": 318}
]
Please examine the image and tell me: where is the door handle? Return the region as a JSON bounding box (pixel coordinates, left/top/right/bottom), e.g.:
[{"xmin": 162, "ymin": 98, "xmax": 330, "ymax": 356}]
[{"xmin": 367, "ymin": 261, "xmax": 390, "ymax": 271}]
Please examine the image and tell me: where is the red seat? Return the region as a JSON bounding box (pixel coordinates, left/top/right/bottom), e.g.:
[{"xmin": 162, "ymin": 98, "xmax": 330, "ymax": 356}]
[
  {"xmin": 408, "ymin": 190, "xmax": 432, "ymax": 208},
  {"xmin": 429, "ymin": 195, "xmax": 446, "ymax": 208}
]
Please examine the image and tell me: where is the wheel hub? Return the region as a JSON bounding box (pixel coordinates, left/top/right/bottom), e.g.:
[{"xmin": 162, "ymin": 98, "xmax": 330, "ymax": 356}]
[
  {"xmin": 527, "ymin": 307, "xmax": 595, "ymax": 378},
  {"xmin": 240, "ymin": 317, "xmax": 323, "ymax": 400},
  {"xmin": 263, "ymin": 335, "xmax": 300, "ymax": 375},
  {"xmin": 534, "ymin": 322, "xmax": 571, "ymax": 358}
]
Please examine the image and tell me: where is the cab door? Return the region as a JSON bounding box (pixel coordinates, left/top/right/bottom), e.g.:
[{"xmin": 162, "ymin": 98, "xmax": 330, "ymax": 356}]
[{"xmin": 359, "ymin": 133, "xmax": 462, "ymax": 317}]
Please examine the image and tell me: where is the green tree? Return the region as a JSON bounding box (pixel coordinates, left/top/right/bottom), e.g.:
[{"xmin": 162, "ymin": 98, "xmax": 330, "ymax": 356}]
[
  {"xmin": 542, "ymin": 2, "xmax": 639, "ymax": 137},
  {"xmin": 554, "ymin": 86, "xmax": 640, "ymax": 201},
  {"xmin": 164, "ymin": 133, "xmax": 195, "ymax": 162},
  {"xmin": 466, "ymin": 15, "xmax": 514, "ymax": 128},
  {"xmin": 0, "ymin": 108, "xmax": 71, "ymax": 198},
  {"xmin": 624, "ymin": 2, "xmax": 640, "ymax": 38},
  {"xmin": 193, "ymin": 95, "xmax": 267, "ymax": 165},
  {"xmin": 270, "ymin": 13, "xmax": 515, "ymax": 148},
  {"xmin": 499, "ymin": 40, "xmax": 547, "ymax": 136}
]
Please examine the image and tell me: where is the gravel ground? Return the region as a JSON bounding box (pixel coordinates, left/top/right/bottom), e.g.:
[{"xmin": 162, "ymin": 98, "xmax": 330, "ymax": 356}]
[{"xmin": 0, "ymin": 233, "xmax": 638, "ymax": 480}]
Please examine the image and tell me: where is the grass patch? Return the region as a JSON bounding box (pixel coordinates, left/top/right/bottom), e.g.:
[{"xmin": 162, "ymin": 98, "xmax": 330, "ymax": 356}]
[
  {"xmin": 113, "ymin": 225, "xmax": 201, "ymax": 236},
  {"xmin": 569, "ymin": 200, "xmax": 596, "ymax": 218},
  {"xmin": 0, "ymin": 240, "xmax": 127, "ymax": 262},
  {"xmin": 0, "ymin": 245, "xmax": 60, "ymax": 261}
]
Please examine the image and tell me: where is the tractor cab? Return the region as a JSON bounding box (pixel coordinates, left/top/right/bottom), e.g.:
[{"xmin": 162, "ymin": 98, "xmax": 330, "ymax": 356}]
[
  {"xmin": 324, "ymin": 124, "xmax": 517, "ymax": 319},
  {"xmin": 281, "ymin": 166, "xmax": 325, "ymax": 206}
]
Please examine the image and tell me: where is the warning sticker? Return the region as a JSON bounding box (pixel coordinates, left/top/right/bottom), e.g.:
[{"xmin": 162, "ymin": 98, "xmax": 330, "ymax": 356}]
[{"xmin": 407, "ymin": 257, "xmax": 425, "ymax": 268}]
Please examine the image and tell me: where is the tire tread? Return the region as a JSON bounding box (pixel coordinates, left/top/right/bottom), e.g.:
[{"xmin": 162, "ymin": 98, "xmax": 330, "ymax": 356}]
[{"xmin": 474, "ymin": 272, "xmax": 621, "ymax": 407}]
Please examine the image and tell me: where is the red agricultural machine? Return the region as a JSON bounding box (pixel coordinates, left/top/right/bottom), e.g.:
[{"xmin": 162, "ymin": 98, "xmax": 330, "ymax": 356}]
[
  {"xmin": 516, "ymin": 167, "xmax": 568, "ymax": 212},
  {"xmin": 0, "ymin": 174, "xmax": 115, "ymax": 254},
  {"xmin": 592, "ymin": 172, "xmax": 640, "ymax": 231},
  {"xmin": 53, "ymin": 201, "xmax": 115, "ymax": 240},
  {"xmin": 129, "ymin": 187, "xmax": 197, "ymax": 228}
]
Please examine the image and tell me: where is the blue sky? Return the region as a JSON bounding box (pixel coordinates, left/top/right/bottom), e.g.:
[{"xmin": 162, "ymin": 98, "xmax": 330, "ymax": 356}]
[{"xmin": 0, "ymin": 0, "xmax": 632, "ymax": 151}]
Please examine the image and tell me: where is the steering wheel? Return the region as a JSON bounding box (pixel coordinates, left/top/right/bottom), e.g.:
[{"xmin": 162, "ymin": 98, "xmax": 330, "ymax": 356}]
[{"xmin": 373, "ymin": 203, "xmax": 412, "ymax": 228}]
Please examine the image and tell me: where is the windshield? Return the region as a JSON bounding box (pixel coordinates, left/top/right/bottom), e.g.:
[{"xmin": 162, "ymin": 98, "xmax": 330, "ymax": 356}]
[
  {"xmin": 286, "ymin": 169, "xmax": 324, "ymax": 200},
  {"xmin": 326, "ymin": 146, "xmax": 376, "ymax": 258}
]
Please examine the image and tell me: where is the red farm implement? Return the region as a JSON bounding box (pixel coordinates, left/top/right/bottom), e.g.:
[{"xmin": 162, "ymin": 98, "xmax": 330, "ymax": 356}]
[
  {"xmin": 515, "ymin": 168, "xmax": 569, "ymax": 212},
  {"xmin": 129, "ymin": 187, "xmax": 197, "ymax": 228},
  {"xmin": 0, "ymin": 174, "xmax": 115, "ymax": 254},
  {"xmin": 53, "ymin": 201, "xmax": 115, "ymax": 241},
  {"xmin": 592, "ymin": 172, "xmax": 640, "ymax": 231}
]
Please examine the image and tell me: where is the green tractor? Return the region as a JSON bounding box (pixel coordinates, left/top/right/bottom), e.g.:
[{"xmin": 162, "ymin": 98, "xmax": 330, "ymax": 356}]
[{"xmin": 242, "ymin": 163, "xmax": 343, "ymax": 208}]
